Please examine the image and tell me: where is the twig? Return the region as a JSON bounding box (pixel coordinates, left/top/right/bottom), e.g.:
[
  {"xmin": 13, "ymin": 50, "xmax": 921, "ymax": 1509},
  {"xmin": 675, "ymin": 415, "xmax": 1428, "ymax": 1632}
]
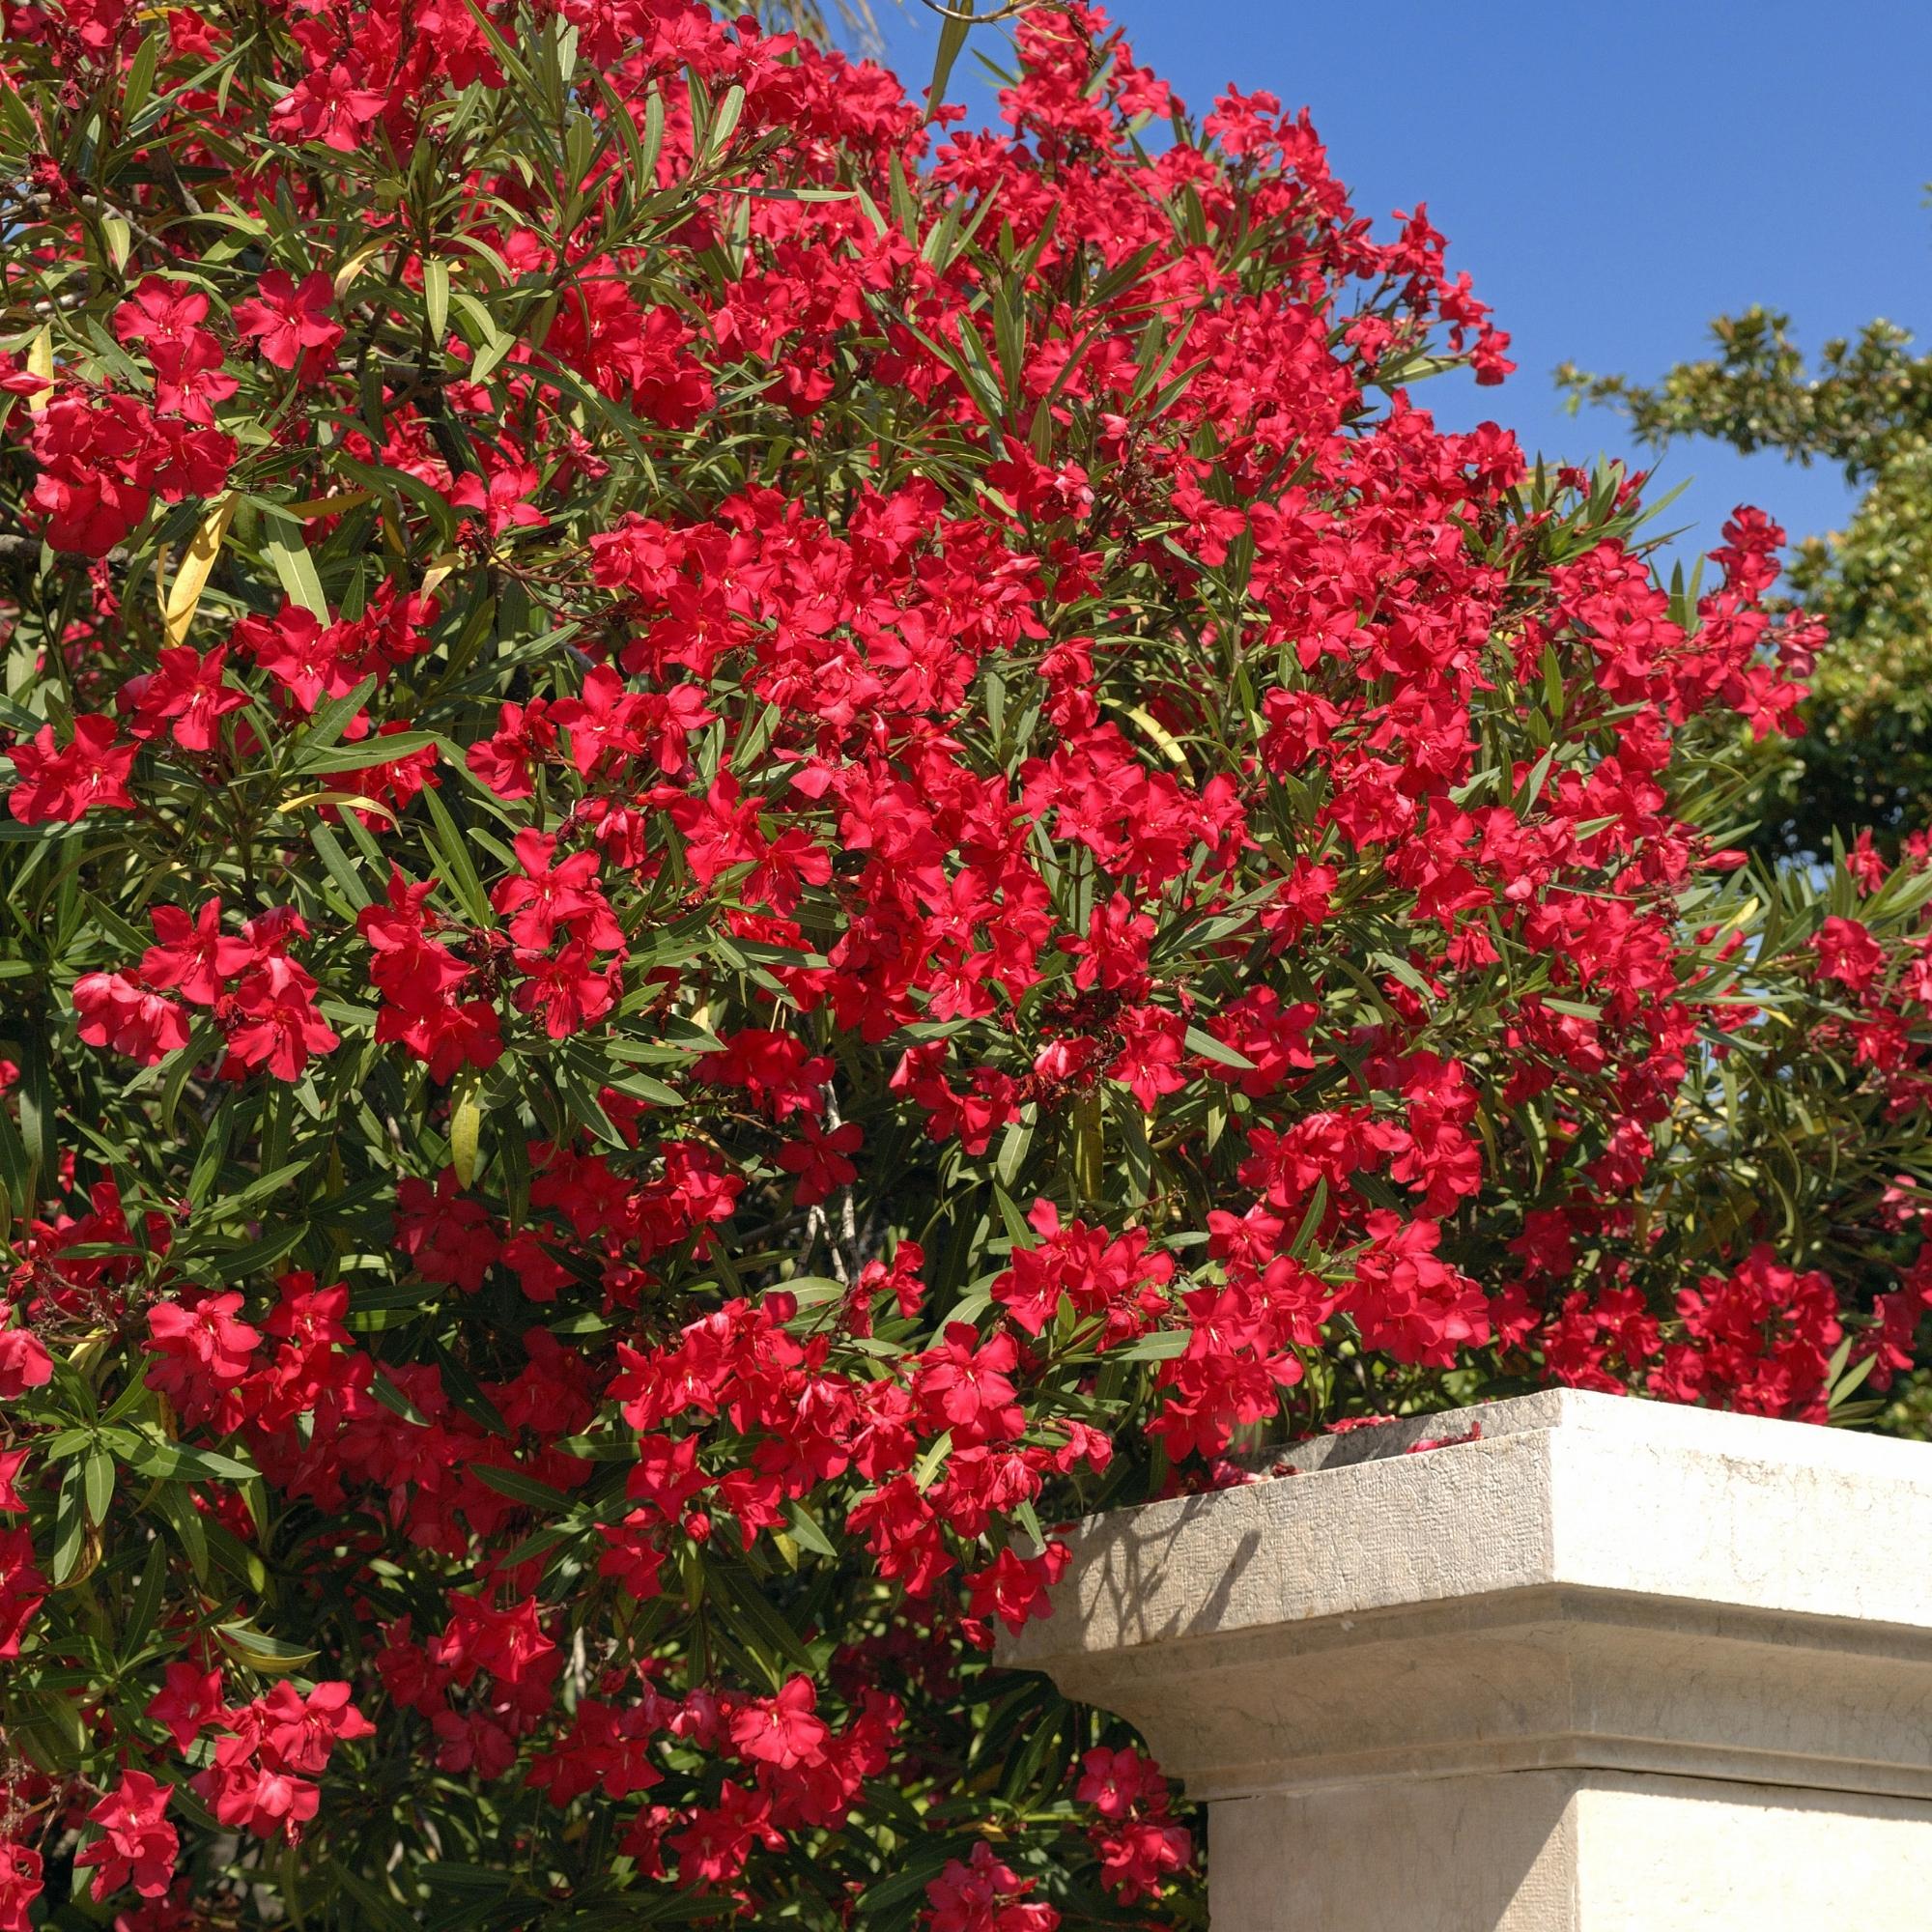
[{"xmin": 917, "ymin": 0, "xmax": 1038, "ymax": 20}]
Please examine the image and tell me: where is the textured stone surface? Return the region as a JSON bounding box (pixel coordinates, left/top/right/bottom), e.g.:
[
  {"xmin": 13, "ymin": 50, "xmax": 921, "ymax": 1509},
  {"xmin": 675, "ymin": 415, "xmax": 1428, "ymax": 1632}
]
[{"xmin": 997, "ymin": 1390, "xmax": 1932, "ymax": 1928}]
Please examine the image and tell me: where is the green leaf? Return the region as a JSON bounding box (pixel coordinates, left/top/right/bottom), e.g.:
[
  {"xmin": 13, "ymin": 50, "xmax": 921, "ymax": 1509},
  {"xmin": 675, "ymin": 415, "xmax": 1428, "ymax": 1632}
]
[
  {"xmin": 420, "ymin": 785, "xmax": 494, "ymax": 925},
  {"xmin": 297, "ymin": 729, "xmax": 440, "ymax": 776},
  {"xmin": 925, "ymin": 3, "xmax": 974, "ymax": 117},
  {"xmin": 215, "ymin": 1619, "xmax": 319, "ymax": 1676},
  {"xmin": 332, "ymin": 1864, "xmax": 423, "ymax": 1932},
  {"xmin": 597, "ymin": 1065, "xmax": 685, "ymax": 1108},
  {"xmin": 992, "ymin": 1183, "xmax": 1033, "ymax": 1248},
  {"xmin": 449, "ymin": 289, "xmax": 514, "ymax": 384},
  {"xmin": 0, "ymin": 1087, "xmax": 32, "ymax": 1225},
  {"xmin": 436, "ymin": 1340, "xmax": 512, "ymax": 1438},
  {"xmin": 781, "ymin": 1497, "xmax": 838, "ymax": 1559},
  {"xmin": 121, "ymin": 27, "xmax": 161, "ymax": 123},
  {"xmin": 703, "ymin": 83, "xmax": 745, "ymax": 161},
  {"xmin": 1184, "ymin": 1023, "xmax": 1256, "ymax": 1071},
  {"xmin": 212, "ymin": 1156, "xmax": 317, "ymax": 1219},
  {"xmin": 861, "ymin": 1843, "xmax": 978, "ymax": 1916},
  {"xmin": 1829, "ymin": 1349, "xmax": 1880, "ymax": 1409},
  {"xmin": 9, "ymin": 1687, "xmax": 87, "ymax": 1773},
  {"xmin": 16, "ymin": 1026, "xmax": 51, "ymax": 1208},
  {"xmin": 83, "ymin": 1444, "xmax": 115, "ymax": 1525},
  {"xmin": 288, "ymin": 676, "xmax": 381, "ymax": 770},
  {"xmin": 308, "ymin": 820, "xmax": 373, "ymax": 909},
  {"xmin": 51, "ymin": 1460, "xmax": 88, "ymax": 1584},
  {"xmin": 468, "ymin": 1461, "xmax": 572, "ymax": 1513},
  {"xmin": 122, "ymin": 1545, "xmax": 167, "ymax": 1662},
  {"xmin": 1112, "ymin": 1328, "xmax": 1189, "ymax": 1362},
  {"xmin": 1288, "ymin": 1177, "xmax": 1328, "ymax": 1260},
  {"xmin": 261, "ymin": 512, "xmax": 329, "ymax": 620},
  {"xmin": 418, "ymin": 1862, "xmax": 519, "ymax": 1897},
  {"xmin": 914, "ymin": 1429, "xmax": 952, "ymax": 1492},
  {"xmin": 128, "ymin": 1440, "xmax": 259, "ymax": 1483},
  {"xmin": 370, "ymin": 1371, "xmax": 431, "ymax": 1427},
  {"xmin": 706, "ymin": 1559, "xmax": 817, "ymax": 1680}
]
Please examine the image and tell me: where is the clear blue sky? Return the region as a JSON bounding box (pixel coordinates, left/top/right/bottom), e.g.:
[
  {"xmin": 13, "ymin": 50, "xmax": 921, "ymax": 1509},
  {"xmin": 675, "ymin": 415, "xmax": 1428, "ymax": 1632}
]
[{"xmin": 872, "ymin": 0, "xmax": 1930, "ymax": 569}]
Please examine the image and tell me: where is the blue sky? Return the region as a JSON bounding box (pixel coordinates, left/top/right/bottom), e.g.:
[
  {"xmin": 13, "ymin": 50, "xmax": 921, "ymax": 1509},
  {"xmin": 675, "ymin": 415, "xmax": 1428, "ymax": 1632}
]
[{"xmin": 872, "ymin": 0, "xmax": 1930, "ymax": 569}]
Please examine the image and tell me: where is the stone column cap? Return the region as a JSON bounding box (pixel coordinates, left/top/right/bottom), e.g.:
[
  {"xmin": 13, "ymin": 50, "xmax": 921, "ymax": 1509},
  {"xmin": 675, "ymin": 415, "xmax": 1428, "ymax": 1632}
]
[{"xmin": 999, "ymin": 1389, "xmax": 1932, "ymax": 1802}]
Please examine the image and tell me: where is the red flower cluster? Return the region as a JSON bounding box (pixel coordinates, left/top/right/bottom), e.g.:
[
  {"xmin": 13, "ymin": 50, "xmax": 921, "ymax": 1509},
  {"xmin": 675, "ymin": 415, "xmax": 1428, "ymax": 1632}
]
[
  {"xmin": 26, "ymin": 392, "xmax": 232, "ymax": 559},
  {"xmin": 925, "ymin": 1842, "xmax": 1060, "ymax": 1932},
  {"xmin": 75, "ymin": 900, "xmax": 336, "ymax": 1076},
  {"xmin": 188, "ymin": 1682, "xmax": 375, "ymax": 1841},
  {"xmin": 1077, "ymin": 1747, "xmax": 1193, "ymax": 1903}
]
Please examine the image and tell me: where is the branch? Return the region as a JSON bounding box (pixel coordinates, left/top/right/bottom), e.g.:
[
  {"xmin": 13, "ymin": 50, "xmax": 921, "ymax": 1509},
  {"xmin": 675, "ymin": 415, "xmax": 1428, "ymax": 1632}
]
[
  {"xmin": 917, "ymin": 0, "xmax": 1039, "ymax": 20},
  {"xmin": 0, "ymin": 533, "xmax": 128, "ymax": 567}
]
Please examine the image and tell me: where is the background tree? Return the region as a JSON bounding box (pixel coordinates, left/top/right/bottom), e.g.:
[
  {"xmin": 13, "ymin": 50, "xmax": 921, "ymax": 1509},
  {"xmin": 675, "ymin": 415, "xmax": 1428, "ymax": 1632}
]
[{"xmin": 1561, "ymin": 277, "xmax": 1932, "ymax": 863}]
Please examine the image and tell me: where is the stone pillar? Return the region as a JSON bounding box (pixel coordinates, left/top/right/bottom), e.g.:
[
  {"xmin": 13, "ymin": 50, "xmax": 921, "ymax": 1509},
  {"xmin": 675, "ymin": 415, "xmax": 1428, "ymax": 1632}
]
[{"xmin": 997, "ymin": 1389, "xmax": 1932, "ymax": 1932}]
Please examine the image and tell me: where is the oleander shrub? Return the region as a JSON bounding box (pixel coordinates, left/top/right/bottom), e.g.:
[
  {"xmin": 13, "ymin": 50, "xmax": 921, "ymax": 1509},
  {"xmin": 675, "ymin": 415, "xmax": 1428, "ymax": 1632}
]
[{"xmin": 1, "ymin": 2, "xmax": 1930, "ymax": 1926}]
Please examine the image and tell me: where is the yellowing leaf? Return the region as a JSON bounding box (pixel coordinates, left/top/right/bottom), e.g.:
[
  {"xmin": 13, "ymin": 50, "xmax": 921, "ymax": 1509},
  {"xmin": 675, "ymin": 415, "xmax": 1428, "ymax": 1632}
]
[
  {"xmin": 158, "ymin": 490, "xmax": 238, "ymax": 648},
  {"xmin": 333, "ymin": 237, "xmax": 389, "ymax": 298},
  {"xmin": 423, "ymin": 255, "xmax": 450, "ymax": 343},
  {"xmin": 420, "ymin": 551, "xmax": 461, "ymax": 600},
  {"xmin": 1125, "ymin": 702, "xmax": 1189, "ymax": 767},
  {"xmin": 281, "ymin": 488, "xmax": 375, "ymax": 522},
  {"xmin": 1072, "ymin": 1090, "xmax": 1103, "ymax": 1203},
  {"xmin": 24, "ymin": 327, "xmax": 53, "ymax": 412},
  {"xmin": 449, "ymin": 1066, "xmax": 482, "ymax": 1188},
  {"xmin": 273, "ymin": 791, "xmax": 399, "ymax": 825}
]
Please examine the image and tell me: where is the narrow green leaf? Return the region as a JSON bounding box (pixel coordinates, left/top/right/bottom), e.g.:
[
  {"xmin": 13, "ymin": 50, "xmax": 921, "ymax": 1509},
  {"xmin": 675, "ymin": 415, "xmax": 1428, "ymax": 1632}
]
[
  {"xmin": 215, "ymin": 1619, "xmax": 319, "ymax": 1675},
  {"xmin": 128, "ymin": 1441, "xmax": 259, "ymax": 1483},
  {"xmin": 421, "ymin": 786, "xmax": 493, "ymax": 925},
  {"xmin": 781, "ymin": 1498, "xmax": 838, "ymax": 1559},
  {"xmin": 83, "ymin": 1444, "xmax": 115, "ymax": 1525},
  {"xmin": 925, "ymin": 4, "xmax": 973, "ymax": 117},
  {"xmin": 468, "ymin": 1461, "xmax": 572, "ymax": 1512},
  {"xmin": 262, "ymin": 514, "xmax": 328, "ymax": 621},
  {"xmin": 1184, "ymin": 1024, "xmax": 1257, "ymax": 1071},
  {"xmin": 51, "ymin": 1461, "xmax": 87, "ymax": 1584}
]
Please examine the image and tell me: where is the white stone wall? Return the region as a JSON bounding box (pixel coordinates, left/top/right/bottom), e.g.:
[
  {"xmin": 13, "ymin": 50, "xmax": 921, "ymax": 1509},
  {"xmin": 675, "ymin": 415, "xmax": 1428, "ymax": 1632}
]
[{"xmin": 998, "ymin": 1390, "xmax": 1932, "ymax": 1929}]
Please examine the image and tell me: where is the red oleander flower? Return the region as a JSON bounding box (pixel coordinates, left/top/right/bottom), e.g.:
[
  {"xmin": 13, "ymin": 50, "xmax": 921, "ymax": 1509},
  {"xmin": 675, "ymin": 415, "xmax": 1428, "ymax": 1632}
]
[
  {"xmin": 8, "ymin": 716, "xmax": 136, "ymax": 822},
  {"xmin": 233, "ymin": 271, "xmax": 344, "ymax": 371},
  {"xmin": 73, "ymin": 1772, "xmax": 179, "ymax": 1901}
]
